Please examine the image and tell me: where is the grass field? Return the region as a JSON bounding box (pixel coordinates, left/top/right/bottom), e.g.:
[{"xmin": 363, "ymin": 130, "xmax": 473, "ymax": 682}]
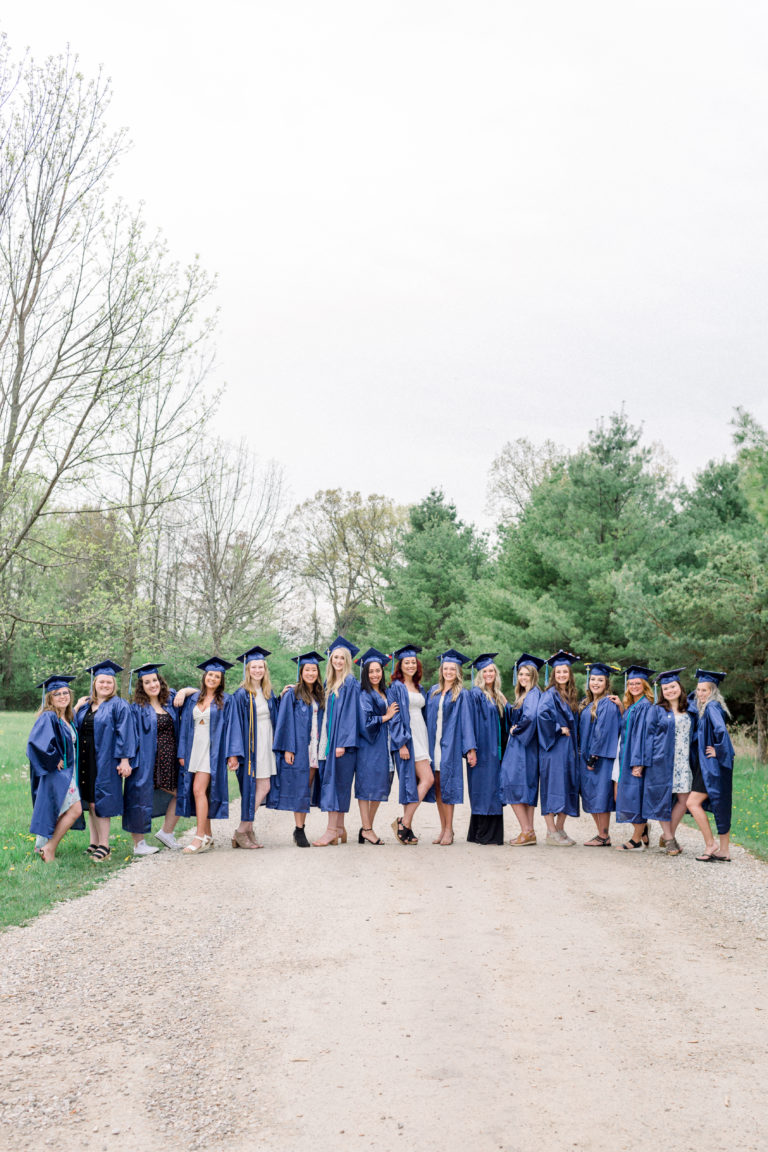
[
  {"xmin": 0, "ymin": 711, "xmax": 202, "ymax": 930},
  {"xmin": 2, "ymin": 712, "xmax": 768, "ymax": 930}
]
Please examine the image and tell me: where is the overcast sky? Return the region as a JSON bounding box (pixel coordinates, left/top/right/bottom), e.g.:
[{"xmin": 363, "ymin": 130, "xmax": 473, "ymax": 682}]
[{"xmin": 3, "ymin": 1, "xmax": 767, "ymax": 524}]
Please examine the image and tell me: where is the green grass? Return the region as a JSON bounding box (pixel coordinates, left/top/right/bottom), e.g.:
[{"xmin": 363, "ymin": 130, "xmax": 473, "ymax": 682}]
[
  {"xmin": 0, "ymin": 711, "xmax": 202, "ymax": 930},
  {"xmin": 728, "ymin": 754, "xmax": 768, "ymax": 860}
]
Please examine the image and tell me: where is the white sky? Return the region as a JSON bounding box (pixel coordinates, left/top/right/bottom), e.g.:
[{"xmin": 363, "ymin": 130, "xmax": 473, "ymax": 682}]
[{"xmin": 3, "ymin": 1, "xmax": 767, "ymax": 524}]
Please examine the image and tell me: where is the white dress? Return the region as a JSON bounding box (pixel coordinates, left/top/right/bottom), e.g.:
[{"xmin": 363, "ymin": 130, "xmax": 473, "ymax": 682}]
[
  {"xmin": 408, "ymin": 691, "xmax": 430, "ymax": 763},
  {"xmin": 254, "ymin": 689, "xmax": 276, "ymax": 779},
  {"xmin": 188, "ymin": 706, "xmax": 211, "ymax": 774}
]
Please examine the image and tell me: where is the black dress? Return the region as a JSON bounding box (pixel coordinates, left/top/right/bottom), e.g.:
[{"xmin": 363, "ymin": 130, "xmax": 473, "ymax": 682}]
[
  {"xmin": 154, "ymin": 711, "xmax": 178, "ymax": 792},
  {"xmin": 467, "ymin": 813, "xmax": 505, "ymax": 845},
  {"xmin": 78, "ymin": 708, "xmax": 97, "ymax": 805}
]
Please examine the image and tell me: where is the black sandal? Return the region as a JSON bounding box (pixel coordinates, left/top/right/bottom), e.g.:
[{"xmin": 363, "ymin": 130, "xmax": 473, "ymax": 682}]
[
  {"xmin": 85, "ymin": 844, "xmax": 99, "ymax": 856},
  {"xmin": 90, "ymin": 845, "xmax": 111, "ymax": 862},
  {"xmin": 359, "ymin": 827, "xmax": 384, "ymax": 845}
]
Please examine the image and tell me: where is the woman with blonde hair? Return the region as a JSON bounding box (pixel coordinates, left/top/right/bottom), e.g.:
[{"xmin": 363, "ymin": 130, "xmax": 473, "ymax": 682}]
[
  {"xmin": 226, "ymin": 645, "xmax": 279, "ymax": 849},
  {"xmin": 501, "ymin": 654, "xmax": 545, "ymax": 846},
  {"xmin": 578, "ymin": 662, "xmax": 622, "ymax": 847},
  {"xmin": 313, "ymin": 636, "xmax": 360, "ymax": 846},
  {"xmin": 176, "ymin": 657, "xmax": 234, "ymax": 855},
  {"xmin": 688, "ymin": 669, "xmax": 735, "ymax": 862},
  {"xmin": 426, "ymin": 649, "xmax": 477, "ymax": 846},
  {"xmin": 614, "ymin": 664, "xmax": 656, "ymax": 851},
  {"xmin": 466, "ymin": 653, "xmax": 509, "ymax": 845},
  {"xmin": 537, "ymin": 651, "xmax": 580, "ymax": 846},
  {"xmin": 74, "ymin": 659, "xmax": 136, "ymax": 863},
  {"xmin": 28, "ymin": 675, "xmax": 83, "ymax": 862},
  {"xmin": 270, "ymin": 651, "xmax": 325, "ymax": 846}
]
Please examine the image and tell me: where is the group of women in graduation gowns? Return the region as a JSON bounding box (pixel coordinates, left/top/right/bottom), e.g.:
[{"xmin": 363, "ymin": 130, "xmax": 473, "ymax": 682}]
[{"xmin": 27, "ymin": 641, "xmax": 736, "ymax": 864}]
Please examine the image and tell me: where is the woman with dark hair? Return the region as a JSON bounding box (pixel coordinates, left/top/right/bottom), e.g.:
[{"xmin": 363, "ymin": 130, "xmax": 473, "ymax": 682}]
[
  {"xmin": 645, "ymin": 668, "xmax": 697, "ymax": 857},
  {"xmin": 74, "ymin": 659, "xmax": 136, "ymax": 863},
  {"xmin": 314, "ymin": 635, "xmax": 360, "ymax": 847},
  {"xmin": 614, "ymin": 664, "xmax": 656, "ymax": 851},
  {"xmin": 270, "ymin": 651, "xmax": 325, "ymax": 847},
  {"xmin": 466, "ymin": 654, "xmax": 509, "ymax": 845},
  {"xmin": 176, "ymin": 657, "xmax": 234, "ymax": 855},
  {"xmin": 537, "ymin": 651, "xmax": 580, "ymax": 846},
  {"xmin": 28, "ymin": 675, "xmax": 83, "ymax": 862},
  {"xmin": 578, "ymin": 662, "xmax": 622, "ymax": 847},
  {"xmin": 128, "ymin": 663, "xmax": 181, "ymax": 853},
  {"xmin": 355, "ymin": 647, "xmax": 399, "ymax": 844},
  {"xmin": 501, "ymin": 654, "xmax": 545, "ymax": 846},
  {"xmin": 688, "ymin": 669, "xmax": 735, "ymax": 862},
  {"xmin": 387, "ymin": 645, "xmax": 434, "ymax": 844},
  {"xmin": 426, "ymin": 649, "xmax": 477, "ymax": 846},
  {"xmin": 226, "ymin": 646, "xmax": 279, "ymax": 850}
]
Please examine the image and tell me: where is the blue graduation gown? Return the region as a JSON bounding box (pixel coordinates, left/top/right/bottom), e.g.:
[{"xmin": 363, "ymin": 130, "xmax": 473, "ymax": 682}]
[
  {"xmin": 695, "ymin": 701, "xmax": 735, "ymax": 834},
  {"xmin": 226, "ymin": 686, "xmax": 279, "ymax": 821},
  {"xmin": 355, "ymin": 689, "xmax": 393, "ymax": 802},
  {"xmin": 578, "ymin": 697, "xmax": 620, "ymax": 814},
  {"xmin": 123, "ymin": 698, "xmax": 180, "ymax": 834},
  {"xmin": 319, "ymin": 674, "xmax": 359, "ymax": 813},
  {"xmin": 176, "ymin": 692, "xmax": 232, "ymax": 820},
  {"xmin": 74, "ymin": 697, "xmax": 137, "ymax": 818},
  {"xmin": 426, "ymin": 687, "xmax": 477, "ymax": 806},
  {"xmin": 615, "ymin": 696, "xmax": 652, "ymax": 824},
  {"xmin": 386, "ymin": 681, "xmax": 435, "ymax": 805},
  {"xmin": 500, "ymin": 686, "xmax": 541, "ymax": 806},
  {"xmin": 537, "ymin": 689, "xmax": 580, "ymax": 817},
  {"xmin": 466, "ymin": 688, "xmax": 507, "ymax": 815},
  {"xmin": 27, "ymin": 713, "xmax": 81, "ymax": 838},
  {"xmin": 269, "ymin": 688, "xmax": 324, "ymax": 813}
]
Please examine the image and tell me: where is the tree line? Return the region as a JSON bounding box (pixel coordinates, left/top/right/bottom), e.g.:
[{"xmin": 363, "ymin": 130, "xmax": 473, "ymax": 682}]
[{"xmin": 1, "ymin": 40, "xmax": 766, "ymax": 761}]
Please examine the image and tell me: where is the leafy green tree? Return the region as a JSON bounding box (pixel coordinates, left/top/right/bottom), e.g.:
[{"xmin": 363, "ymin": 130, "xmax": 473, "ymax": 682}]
[{"xmin": 367, "ymin": 490, "xmax": 488, "ymax": 676}]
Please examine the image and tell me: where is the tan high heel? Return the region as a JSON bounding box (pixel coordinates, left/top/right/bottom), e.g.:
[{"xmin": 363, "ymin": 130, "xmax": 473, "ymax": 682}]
[{"xmin": 312, "ymin": 832, "xmax": 340, "ymax": 847}]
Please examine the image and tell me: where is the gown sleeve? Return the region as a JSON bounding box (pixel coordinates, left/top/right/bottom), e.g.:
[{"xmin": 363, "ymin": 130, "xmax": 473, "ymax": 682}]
[
  {"xmin": 387, "ymin": 684, "xmax": 409, "ymax": 751},
  {"xmin": 459, "ymin": 690, "xmax": 477, "ymax": 755},
  {"xmin": 26, "ymin": 713, "xmax": 61, "ymax": 776},
  {"xmin": 590, "ymin": 698, "xmax": 621, "ymax": 759},
  {"xmin": 333, "ymin": 676, "xmax": 360, "ymax": 750},
  {"xmin": 225, "ymin": 691, "xmax": 245, "ymax": 760},
  {"xmin": 113, "ymin": 697, "xmax": 138, "ymax": 762},
  {"xmin": 537, "ymin": 691, "xmax": 560, "ymax": 752},
  {"xmin": 359, "ymin": 691, "xmax": 383, "ymax": 743},
  {"xmin": 514, "ymin": 689, "xmax": 540, "ymax": 747},
  {"xmin": 273, "ymin": 689, "xmax": 298, "ymax": 756},
  {"xmin": 706, "ymin": 703, "xmax": 735, "ymax": 769}
]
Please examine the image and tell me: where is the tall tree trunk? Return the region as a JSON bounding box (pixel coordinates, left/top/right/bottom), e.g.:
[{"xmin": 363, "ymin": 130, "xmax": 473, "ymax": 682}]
[{"xmin": 754, "ymin": 682, "xmax": 767, "ymax": 764}]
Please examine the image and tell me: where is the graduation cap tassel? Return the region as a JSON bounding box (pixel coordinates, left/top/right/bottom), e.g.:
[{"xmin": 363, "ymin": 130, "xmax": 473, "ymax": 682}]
[
  {"xmin": 513, "ymin": 665, "xmax": 518, "ymax": 688},
  {"xmin": 129, "ymin": 670, "xmax": 134, "ymax": 696}
]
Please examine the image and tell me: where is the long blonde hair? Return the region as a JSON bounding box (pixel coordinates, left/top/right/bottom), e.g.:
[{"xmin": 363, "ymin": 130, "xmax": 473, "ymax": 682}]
[
  {"xmin": 243, "ymin": 661, "xmax": 273, "ymax": 700},
  {"xmin": 623, "ymin": 680, "xmax": 653, "ymax": 709},
  {"xmin": 698, "ymin": 685, "xmax": 731, "ymax": 719},
  {"xmin": 514, "ymin": 665, "xmax": 539, "ymax": 706},
  {"xmin": 432, "ymin": 662, "xmax": 464, "ymax": 702},
  {"xmin": 474, "ymin": 664, "xmax": 506, "ymax": 715},
  {"xmin": 326, "ymin": 649, "xmax": 352, "ymax": 697}
]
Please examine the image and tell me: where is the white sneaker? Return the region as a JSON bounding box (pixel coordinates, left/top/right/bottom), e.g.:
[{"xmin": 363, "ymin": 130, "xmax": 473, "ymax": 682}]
[
  {"xmin": 155, "ymin": 829, "xmax": 181, "ymax": 850},
  {"xmin": 133, "ymin": 839, "xmax": 160, "ymax": 856}
]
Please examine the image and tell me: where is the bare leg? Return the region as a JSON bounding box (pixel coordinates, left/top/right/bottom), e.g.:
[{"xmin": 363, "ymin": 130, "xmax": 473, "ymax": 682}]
[
  {"xmin": 670, "ymin": 793, "xmax": 689, "ymax": 836},
  {"xmin": 512, "ymin": 803, "xmax": 533, "ymax": 835},
  {"xmin": 40, "ymin": 803, "xmax": 83, "ymax": 862},
  {"xmin": 433, "ymin": 773, "xmax": 447, "ymax": 842},
  {"xmin": 687, "ymin": 791, "xmax": 716, "ymax": 852},
  {"xmin": 90, "ymin": 807, "xmax": 111, "ymax": 849},
  {"xmin": 192, "ymin": 772, "xmax": 210, "ymax": 839}
]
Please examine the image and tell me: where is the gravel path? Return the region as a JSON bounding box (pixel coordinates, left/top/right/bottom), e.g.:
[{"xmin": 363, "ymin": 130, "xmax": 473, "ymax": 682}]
[{"xmin": 1, "ymin": 803, "xmax": 767, "ymax": 1152}]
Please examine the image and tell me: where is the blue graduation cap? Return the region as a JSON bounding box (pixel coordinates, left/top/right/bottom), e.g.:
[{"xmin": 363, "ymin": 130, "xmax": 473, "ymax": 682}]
[
  {"xmin": 624, "ymin": 664, "xmax": 656, "ymax": 682},
  {"xmin": 584, "ymin": 661, "xmax": 621, "ymax": 679},
  {"xmin": 326, "ymin": 635, "xmax": 360, "ymax": 658},
  {"xmin": 392, "ymin": 644, "xmax": 422, "ymax": 661},
  {"xmin": 439, "ymin": 649, "xmax": 470, "ymax": 666},
  {"xmin": 513, "ymin": 653, "xmax": 546, "ymax": 687},
  {"xmin": 471, "ymin": 653, "xmax": 498, "ymax": 671},
  {"xmin": 655, "ymin": 667, "xmax": 686, "ymax": 685},
  {"xmin": 356, "ymin": 647, "xmax": 390, "ymax": 667},
  {"xmin": 196, "ymin": 657, "xmax": 234, "ymax": 673},
  {"xmin": 86, "ymin": 659, "xmax": 123, "ymax": 678},
  {"xmin": 695, "ymin": 668, "xmax": 726, "ymax": 685},
  {"xmin": 36, "ymin": 674, "xmax": 75, "ymax": 705},
  {"xmin": 85, "ymin": 659, "xmax": 123, "ymax": 692},
  {"xmin": 129, "ymin": 662, "xmax": 165, "ymax": 694},
  {"xmin": 547, "ymin": 650, "xmax": 579, "ymax": 667},
  {"xmin": 235, "ymin": 645, "xmax": 272, "ymax": 664},
  {"xmin": 291, "ymin": 650, "xmax": 326, "ymax": 681}
]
